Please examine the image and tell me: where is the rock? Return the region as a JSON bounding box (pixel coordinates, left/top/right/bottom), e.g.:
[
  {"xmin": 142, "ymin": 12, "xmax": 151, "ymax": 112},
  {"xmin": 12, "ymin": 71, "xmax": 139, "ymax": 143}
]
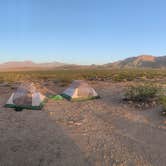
[
  {"xmin": 82, "ymin": 133, "xmax": 87, "ymax": 136},
  {"xmin": 75, "ymin": 122, "xmax": 82, "ymax": 126},
  {"xmin": 152, "ymin": 101, "xmax": 156, "ymax": 106},
  {"xmin": 145, "ymin": 103, "xmax": 149, "ymax": 108},
  {"xmin": 68, "ymin": 121, "xmax": 74, "ymax": 125},
  {"xmin": 162, "ymin": 111, "xmax": 166, "ymax": 115},
  {"xmin": 128, "ymin": 101, "xmax": 133, "ymax": 104}
]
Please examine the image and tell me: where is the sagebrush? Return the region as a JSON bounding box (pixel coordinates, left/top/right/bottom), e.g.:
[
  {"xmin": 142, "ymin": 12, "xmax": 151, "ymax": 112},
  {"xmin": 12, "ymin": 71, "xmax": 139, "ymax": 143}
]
[{"xmin": 124, "ymin": 84, "xmax": 161, "ymax": 102}]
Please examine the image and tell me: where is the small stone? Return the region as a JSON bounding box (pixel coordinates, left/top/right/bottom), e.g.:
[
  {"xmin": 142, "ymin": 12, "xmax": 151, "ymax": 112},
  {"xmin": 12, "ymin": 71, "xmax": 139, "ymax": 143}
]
[
  {"xmin": 128, "ymin": 101, "xmax": 133, "ymax": 104},
  {"xmin": 68, "ymin": 121, "xmax": 74, "ymax": 124},
  {"xmin": 145, "ymin": 103, "xmax": 149, "ymax": 108},
  {"xmin": 82, "ymin": 133, "xmax": 87, "ymax": 136},
  {"xmin": 162, "ymin": 111, "xmax": 166, "ymax": 115},
  {"xmin": 152, "ymin": 101, "xmax": 156, "ymax": 106},
  {"xmin": 137, "ymin": 104, "xmax": 142, "ymax": 108},
  {"xmin": 75, "ymin": 122, "xmax": 82, "ymax": 126}
]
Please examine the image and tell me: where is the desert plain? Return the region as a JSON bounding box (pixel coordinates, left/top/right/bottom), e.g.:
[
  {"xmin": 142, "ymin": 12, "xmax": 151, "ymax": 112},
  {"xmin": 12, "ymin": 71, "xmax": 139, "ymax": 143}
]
[{"xmin": 0, "ymin": 78, "xmax": 166, "ymax": 166}]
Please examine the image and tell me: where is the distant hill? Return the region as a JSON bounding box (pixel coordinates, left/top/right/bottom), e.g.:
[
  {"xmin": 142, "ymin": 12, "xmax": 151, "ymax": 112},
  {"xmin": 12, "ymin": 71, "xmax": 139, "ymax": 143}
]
[
  {"xmin": 0, "ymin": 61, "xmax": 67, "ymax": 70},
  {"xmin": 105, "ymin": 55, "xmax": 166, "ymax": 68},
  {"xmin": 0, "ymin": 60, "xmax": 102, "ymax": 71},
  {"xmin": 1, "ymin": 55, "xmax": 166, "ymax": 71}
]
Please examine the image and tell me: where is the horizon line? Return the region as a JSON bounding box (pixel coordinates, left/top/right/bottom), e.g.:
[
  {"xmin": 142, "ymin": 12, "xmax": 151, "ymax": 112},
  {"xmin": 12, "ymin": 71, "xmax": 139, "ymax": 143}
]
[{"xmin": 0, "ymin": 54, "xmax": 164, "ymax": 65}]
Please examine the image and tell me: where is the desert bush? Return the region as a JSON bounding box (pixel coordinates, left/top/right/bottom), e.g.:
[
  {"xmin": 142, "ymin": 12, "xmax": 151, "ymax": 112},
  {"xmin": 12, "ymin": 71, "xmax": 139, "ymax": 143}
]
[
  {"xmin": 124, "ymin": 84, "xmax": 161, "ymax": 102},
  {"xmin": 0, "ymin": 68, "xmax": 166, "ymax": 83},
  {"xmin": 158, "ymin": 88, "xmax": 166, "ymax": 114},
  {"xmin": 159, "ymin": 96, "xmax": 166, "ymax": 111}
]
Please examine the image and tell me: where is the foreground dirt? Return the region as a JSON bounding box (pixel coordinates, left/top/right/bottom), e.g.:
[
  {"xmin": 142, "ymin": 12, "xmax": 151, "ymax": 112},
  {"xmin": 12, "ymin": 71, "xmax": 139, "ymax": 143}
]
[{"xmin": 0, "ymin": 81, "xmax": 166, "ymax": 166}]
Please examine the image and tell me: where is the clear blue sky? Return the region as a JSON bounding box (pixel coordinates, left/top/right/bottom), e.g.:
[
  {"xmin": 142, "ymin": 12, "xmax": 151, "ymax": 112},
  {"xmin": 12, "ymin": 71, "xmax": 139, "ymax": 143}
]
[{"xmin": 0, "ymin": 0, "xmax": 166, "ymax": 64}]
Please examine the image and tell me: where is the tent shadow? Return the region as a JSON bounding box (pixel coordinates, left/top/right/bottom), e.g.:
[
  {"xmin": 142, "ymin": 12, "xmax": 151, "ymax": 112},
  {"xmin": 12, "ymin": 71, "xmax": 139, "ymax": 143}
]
[
  {"xmin": 0, "ymin": 110, "xmax": 92, "ymax": 166},
  {"xmin": 14, "ymin": 107, "xmax": 23, "ymax": 112}
]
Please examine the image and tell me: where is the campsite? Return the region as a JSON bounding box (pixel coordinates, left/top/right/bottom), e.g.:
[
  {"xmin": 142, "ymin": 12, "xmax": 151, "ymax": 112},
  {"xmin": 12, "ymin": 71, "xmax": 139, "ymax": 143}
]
[
  {"xmin": 0, "ymin": 69, "xmax": 166, "ymax": 166},
  {"xmin": 1, "ymin": 0, "xmax": 166, "ymax": 165}
]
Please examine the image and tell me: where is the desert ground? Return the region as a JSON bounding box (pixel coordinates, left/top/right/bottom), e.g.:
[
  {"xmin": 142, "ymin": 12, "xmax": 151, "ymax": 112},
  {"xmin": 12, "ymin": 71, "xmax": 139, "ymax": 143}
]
[{"xmin": 0, "ymin": 81, "xmax": 166, "ymax": 166}]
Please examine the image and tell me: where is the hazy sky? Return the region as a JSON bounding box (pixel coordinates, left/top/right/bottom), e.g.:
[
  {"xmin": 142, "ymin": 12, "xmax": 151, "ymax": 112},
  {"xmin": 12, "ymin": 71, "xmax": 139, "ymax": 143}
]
[{"xmin": 0, "ymin": 0, "xmax": 166, "ymax": 64}]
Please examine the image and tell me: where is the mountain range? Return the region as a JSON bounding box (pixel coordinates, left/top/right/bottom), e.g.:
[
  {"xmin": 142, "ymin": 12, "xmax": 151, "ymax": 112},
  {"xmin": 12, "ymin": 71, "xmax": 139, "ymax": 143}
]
[
  {"xmin": 105, "ymin": 55, "xmax": 166, "ymax": 68},
  {"xmin": 0, "ymin": 55, "xmax": 166, "ymax": 70},
  {"xmin": 0, "ymin": 61, "xmax": 67, "ymax": 70}
]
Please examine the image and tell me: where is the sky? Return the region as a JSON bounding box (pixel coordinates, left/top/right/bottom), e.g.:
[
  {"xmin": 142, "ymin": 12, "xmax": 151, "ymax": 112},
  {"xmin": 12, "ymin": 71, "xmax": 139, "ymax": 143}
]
[{"xmin": 0, "ymin": 0, "xmax": 166, "ymax": 64}]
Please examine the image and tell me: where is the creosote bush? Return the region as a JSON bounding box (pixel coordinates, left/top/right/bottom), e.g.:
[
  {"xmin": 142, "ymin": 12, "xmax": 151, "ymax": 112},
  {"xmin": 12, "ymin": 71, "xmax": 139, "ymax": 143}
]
[
  {"xmin": 159, "ymin": 95, "xmax": 166, "ymax": 114},
  {"xmin": 125, "ymin": 84, "xmax": 161, "ymax": 102},
  {"xmin": 0, "ymin": 68, "xmax": 166, "ymax": 83}
]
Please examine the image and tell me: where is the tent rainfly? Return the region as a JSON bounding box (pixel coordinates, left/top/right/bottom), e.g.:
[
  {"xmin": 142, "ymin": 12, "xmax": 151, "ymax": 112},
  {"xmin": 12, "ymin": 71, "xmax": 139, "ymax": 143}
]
[
  {"xmin": 61, "ymin": 80, "xmax": 100, "ymax": 101},
  {"xmin": 5, "ymin": 83, "xmax": 46, "ymax": 110}
]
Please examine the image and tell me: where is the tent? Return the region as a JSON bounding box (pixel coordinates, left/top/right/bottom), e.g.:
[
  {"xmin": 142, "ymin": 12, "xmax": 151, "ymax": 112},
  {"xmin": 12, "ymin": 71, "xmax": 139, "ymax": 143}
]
[
  {"xmin": 61, "ymin": 80, "xmax": 100, "ymax": 101},
  {"xmin": 5, "ymin": 82, "xmax": 46, "ymax": 110}
]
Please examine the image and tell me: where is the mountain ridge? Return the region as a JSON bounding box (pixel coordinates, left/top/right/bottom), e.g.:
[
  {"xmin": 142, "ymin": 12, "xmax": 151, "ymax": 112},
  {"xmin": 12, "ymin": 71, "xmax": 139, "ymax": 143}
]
[
  {"xmin": 105, "ymin": 55, "xmax": 166, "ymax": 68},
  {"xmin": 0, "ymin": 61, "xmax": 67, "ymax": 69},
  {"xmin": 1, "ymin": 55, "xmax": 166, "ymax": 70}
]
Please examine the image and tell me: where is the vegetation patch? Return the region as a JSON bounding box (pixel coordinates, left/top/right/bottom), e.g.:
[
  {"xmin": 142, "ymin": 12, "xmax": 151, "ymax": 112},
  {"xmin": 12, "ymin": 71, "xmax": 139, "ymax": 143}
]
[
  {"xmin": 1, "ymin": 68, "xmax": 166, "ymax": 111},
  {"xmin": 124, "ymin": 84, "xmax": 160, "ymax": 102},
  {"xmin": 159, "ymin": 95, "xmax": 166, "ymax": 115},
  {"xmin": 124, "ymin": 83, "xmax": 161, "ymax": 109},
  {"xmin": 0, "ymin": 69, "xmax": 166, "ymax": 83}
]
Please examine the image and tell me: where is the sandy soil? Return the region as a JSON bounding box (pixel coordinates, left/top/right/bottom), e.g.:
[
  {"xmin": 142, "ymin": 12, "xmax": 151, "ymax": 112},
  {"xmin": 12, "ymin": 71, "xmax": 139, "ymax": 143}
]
[{"xmin": 0, "ymin": 81, "xmax": 166, "ymax": 166}]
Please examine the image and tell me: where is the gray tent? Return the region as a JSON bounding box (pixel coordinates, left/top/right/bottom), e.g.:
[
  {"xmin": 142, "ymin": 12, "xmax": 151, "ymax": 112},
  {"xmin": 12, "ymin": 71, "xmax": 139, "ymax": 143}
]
[
  {"xmin": 5, "ymin": 83, "xmax": 46, "ymax": 110},
  {"xmin": 61, "ymin": 80, "xmax": 99, "ymax": 101}
]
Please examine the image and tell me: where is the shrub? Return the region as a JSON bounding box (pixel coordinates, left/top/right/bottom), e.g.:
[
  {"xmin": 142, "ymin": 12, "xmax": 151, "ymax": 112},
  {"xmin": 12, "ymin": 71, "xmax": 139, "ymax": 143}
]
[
  {"xmin": 159, "ymin": 95, "xmax": 166, "ymax": 114},
  {"xmin": 124, "ymin": 84, "xmax": 160, "ymax": 102},
  {"xmin": 159, "ymin": 95, "xmax": 166, "ymax": 107},
  {"xmin": 0, "ymin": 68, "xmax": 166, "ymax": 83}
]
